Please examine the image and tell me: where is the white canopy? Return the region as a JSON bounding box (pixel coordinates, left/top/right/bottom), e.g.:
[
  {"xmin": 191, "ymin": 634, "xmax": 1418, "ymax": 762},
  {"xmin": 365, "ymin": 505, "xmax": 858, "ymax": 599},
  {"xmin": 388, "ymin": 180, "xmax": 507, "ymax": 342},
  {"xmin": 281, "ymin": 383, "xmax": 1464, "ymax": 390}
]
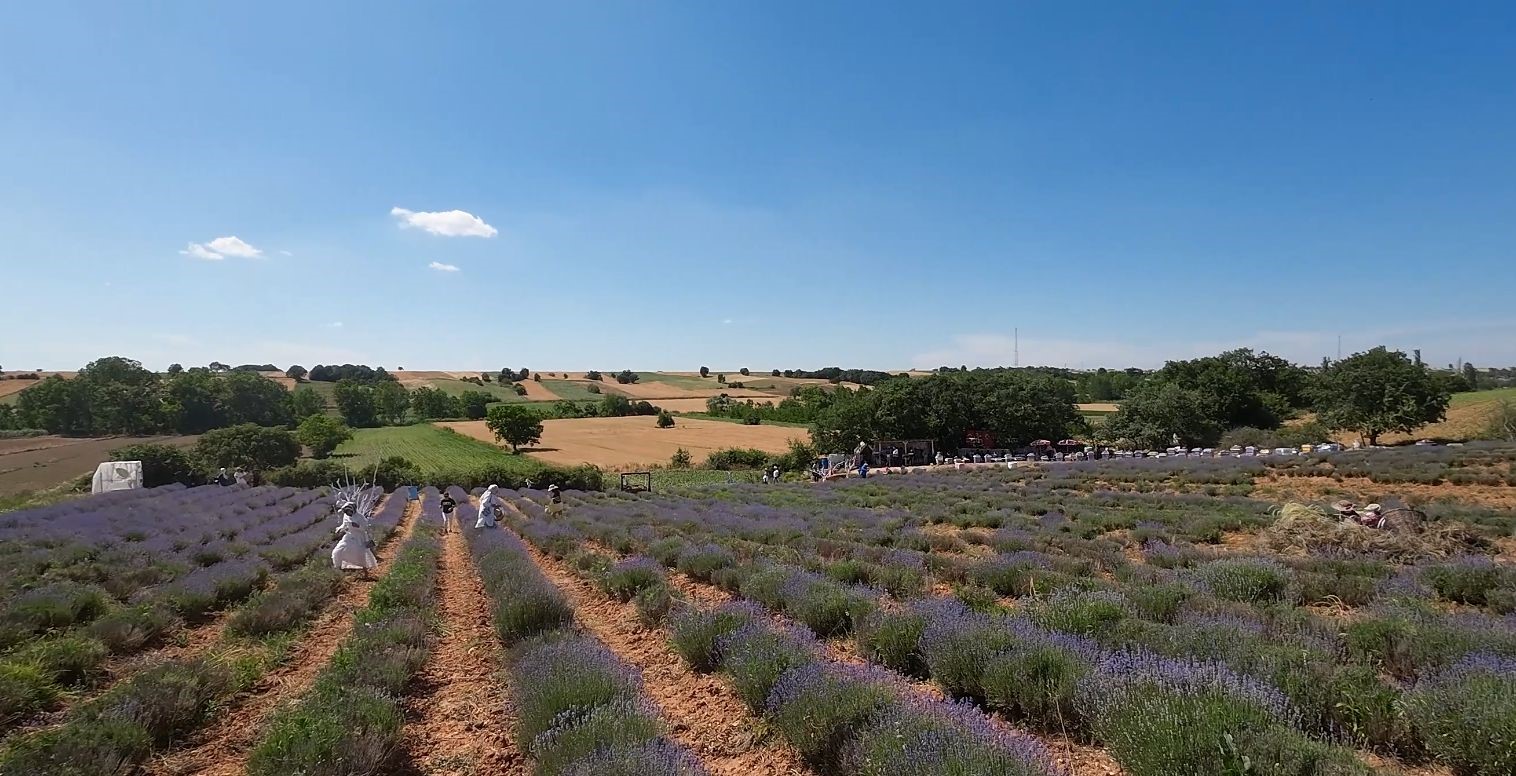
[{"xmin": 91, "ymin": 461, "xmax": 143, "ymax": 494}]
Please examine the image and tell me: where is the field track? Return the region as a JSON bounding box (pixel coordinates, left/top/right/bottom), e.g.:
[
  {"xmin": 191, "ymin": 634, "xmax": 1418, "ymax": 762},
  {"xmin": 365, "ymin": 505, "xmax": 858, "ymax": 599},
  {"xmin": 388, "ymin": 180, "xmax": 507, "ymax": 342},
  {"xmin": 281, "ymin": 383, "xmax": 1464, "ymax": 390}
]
[
  {"xmin": 145, "ymin": 499, "xmax": 423, "ymax": 776},
  {"xmin": 397, "ymin": 517, "xmax": 528, "ymax": 775}
]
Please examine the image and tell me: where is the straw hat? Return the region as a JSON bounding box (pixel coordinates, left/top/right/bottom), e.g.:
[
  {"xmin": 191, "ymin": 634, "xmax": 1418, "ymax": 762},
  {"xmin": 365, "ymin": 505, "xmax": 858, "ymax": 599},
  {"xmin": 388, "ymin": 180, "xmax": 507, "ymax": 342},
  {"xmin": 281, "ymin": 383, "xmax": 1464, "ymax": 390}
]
[
  {"xmin": 1332, "ymin": 500, "xmax": 1355, "ymax": 512},
  {"xmin": 1364, "ymin": 503, "xmax": 1382, "ymax": 513}
]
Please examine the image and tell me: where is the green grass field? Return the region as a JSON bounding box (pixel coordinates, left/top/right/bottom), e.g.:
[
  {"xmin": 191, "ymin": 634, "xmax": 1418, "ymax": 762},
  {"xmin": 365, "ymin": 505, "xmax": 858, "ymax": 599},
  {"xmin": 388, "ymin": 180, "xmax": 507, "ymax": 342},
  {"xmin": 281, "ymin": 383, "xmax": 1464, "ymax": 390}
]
[
  {"xmin": 633, "ymin": 372, "xmax": 715, "ymax": 390},
  {"xmin": 332, "ymin": 424, "xmax": 543, "ymax": 477},
  {"xmin": 1451, "ymin": 386, "xmax": 1516, "ymax": 407},
  {"xmin": 541, "ymin": 380, "xmax": 606, "ymax": 401},
  {"xmin": 420, "ymin": 377, "xmax": 536, "ymax": 402},
  {"xmin": 674, "ymin": 412, "xmax": 811, "ymax": 429}
]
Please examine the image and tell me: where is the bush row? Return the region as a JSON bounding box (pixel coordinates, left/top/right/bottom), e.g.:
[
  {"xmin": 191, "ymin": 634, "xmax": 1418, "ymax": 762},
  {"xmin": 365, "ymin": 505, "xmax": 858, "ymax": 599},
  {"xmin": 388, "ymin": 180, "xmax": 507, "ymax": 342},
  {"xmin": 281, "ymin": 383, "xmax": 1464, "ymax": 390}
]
[
  {"xmin": 457, "ymin": 494, "xmax": 701, "ymax": 774},
  {"xmin": 247, "ymin": 521, "xmax": 443, "ymax": 775}
]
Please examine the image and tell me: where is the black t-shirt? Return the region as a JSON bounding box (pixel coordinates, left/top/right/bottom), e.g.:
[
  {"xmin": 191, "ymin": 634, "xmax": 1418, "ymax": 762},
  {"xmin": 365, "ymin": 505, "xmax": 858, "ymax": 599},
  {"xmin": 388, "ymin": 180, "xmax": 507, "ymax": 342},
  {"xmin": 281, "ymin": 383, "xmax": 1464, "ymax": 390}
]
[{"xmin": 440, "ymin": 497, "xmax": 456, "ymax": 514}]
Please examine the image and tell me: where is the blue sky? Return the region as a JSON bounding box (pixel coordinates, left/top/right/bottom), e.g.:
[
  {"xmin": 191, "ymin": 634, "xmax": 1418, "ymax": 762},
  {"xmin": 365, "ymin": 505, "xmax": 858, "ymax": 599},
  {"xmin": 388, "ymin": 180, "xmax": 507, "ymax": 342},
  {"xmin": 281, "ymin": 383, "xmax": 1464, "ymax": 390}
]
[{"xmin": 3, "ymin": 1, "xmax": 1514, "ymax": 373}]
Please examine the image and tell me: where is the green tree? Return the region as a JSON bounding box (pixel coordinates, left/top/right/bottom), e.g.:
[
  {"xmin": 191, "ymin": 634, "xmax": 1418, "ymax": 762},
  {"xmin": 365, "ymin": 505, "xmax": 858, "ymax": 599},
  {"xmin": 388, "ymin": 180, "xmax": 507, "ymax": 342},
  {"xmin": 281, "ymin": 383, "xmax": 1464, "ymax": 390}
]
[
  {"xmin": 1145, "ymin": 349, "xmax": 1309, "ymax": 431},
  {"xmin": 656, "ymin": 410, "xmax": 675, "ymax": 428},
  {"xmin": 297, "ymin": 415, "xmax": 352, "ymax": 459},
  {"xmin": 585, "ymin": 370, "xmax": 603, "ymax": 381},
  {"xmin": 717, "ymin": 373, "xmax": 726, "ymax": 384},
  {"xmin": 17, "ymin": 375, "xmax": 90, "ymax": 434},
  {"xmin": 670, "ymin": 447, "xmax": 693, "ymax": 468},
  {"xmin": 76, "ymin": 356, "xmax": 164, "ymax": 434},
  {"xmin": 166, "ymin": 363, "xmax": 184, "ymax": 376},
  {"xmin": 285, "ymin": 365, "xmax": 308, "ymax": 382},
  {"xmin": 0, "ymin": 405, "xmax": 18, "ymax": 430},
  {"xmin": 1102, "ymin": 382, "xmax": 1225, "ymax": 448},
  {"xmin": 739, "ymin": 367, "xmax": 750, "ymax": 376},
  {"xmin": 409, "ymin": 386, "xmax": 459, "ymax": 420},
  {"xmin": 533, "ymin": 373, "xmax": 542, "ymax": 382},
  {"xmin": 1461, "ymin": 362, "xmax": 1479, "ymax": 391},
  {"xmin": 614, "ymin": 370, "xmax": 639, "ymax": 384},
  {"xmin": 290, "ymin": 386, "xmax": 327, "ymax": 421},
  {"xmin": 485, "ymin": 404, "xmax": 543, "ymax": 453},
  {"xmin": 163, "ymin": 368, "xmax": 224, "ymax": 434},
  {"xmin": 110, "ymin": 443, "xmax": 203, "ymax": 487},
  {"xmin": 458, "ymin": 390, "xmax": 494, "ymax": 420},
  {"xmin": 221, "ymin": 370, "xmax": 292, "ymax": 427},
  {"xmin": 771, "ymin": 369, "xmax": 781, "ymax": 377},
  {"xmin": 699, "ymin": 366, "xmax": 710, "ymax": 378},
  {"xmin": 372, "ymin": 380, "xmax": 411, "ymax": 424},
  {"xmin": 332, "ymin": 380, "xmax": 379, "ymax": 427},
  {"xmin": 1313, "ymin": 347, "xmax": 1451, "ymax": 446},
  {"xmin": 195, "ymin": 424, "xmax": 301, "ymax": 470}
]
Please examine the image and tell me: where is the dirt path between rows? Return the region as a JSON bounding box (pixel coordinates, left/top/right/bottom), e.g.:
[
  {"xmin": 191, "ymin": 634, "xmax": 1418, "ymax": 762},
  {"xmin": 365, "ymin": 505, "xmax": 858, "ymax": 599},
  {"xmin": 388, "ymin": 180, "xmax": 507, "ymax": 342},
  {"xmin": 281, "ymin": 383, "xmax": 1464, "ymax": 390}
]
[
  {"xmin": 145, "ymin": 500, "xmax": 422, "ymax": 776},
  {"xmin": 517, "ymin": 534, "xmax": 812, "ymax": 775},
  {"xmin": 396, "ymin": 521, "xmax": 528, "ymax": 775}
]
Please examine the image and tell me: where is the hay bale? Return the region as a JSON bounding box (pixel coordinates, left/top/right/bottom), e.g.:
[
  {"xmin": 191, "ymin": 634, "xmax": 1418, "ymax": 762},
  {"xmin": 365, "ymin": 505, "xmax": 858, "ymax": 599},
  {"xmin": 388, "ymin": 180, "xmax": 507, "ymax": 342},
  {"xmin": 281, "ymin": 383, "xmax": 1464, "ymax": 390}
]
[{"xmin": 1264, "ymin": 502, "xmax": 1489, "ymax": 562}]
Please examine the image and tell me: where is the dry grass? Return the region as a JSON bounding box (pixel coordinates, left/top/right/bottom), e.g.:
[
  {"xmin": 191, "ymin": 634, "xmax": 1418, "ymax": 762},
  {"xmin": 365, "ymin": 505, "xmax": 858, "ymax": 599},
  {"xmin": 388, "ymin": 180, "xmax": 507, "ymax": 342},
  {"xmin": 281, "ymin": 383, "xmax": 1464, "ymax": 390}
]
[{"xmin": 1264, "ymin": 502, "xmax": 1490, "ymax": 562}]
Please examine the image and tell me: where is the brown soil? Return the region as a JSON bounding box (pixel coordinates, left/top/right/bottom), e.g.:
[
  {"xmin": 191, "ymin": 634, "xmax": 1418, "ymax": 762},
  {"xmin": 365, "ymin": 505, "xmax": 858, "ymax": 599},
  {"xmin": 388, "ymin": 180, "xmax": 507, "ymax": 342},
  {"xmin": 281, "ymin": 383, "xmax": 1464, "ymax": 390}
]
[
  {"xmin": 396, "ymin": 524, "xmax": 528, "ymax": 775},
  {"xmin": 515, "ymin": 378, "xmax": 561, "ymax": 401},
  {"xmin": 145, "ymin": 500, "xmax": 422, "ymax": 776},
  {"xmin": 0, "ymin": 434, "xmax": 198, "ymax": 495},
  {"xmin": 440, "ymin": 417, "xmax": 806, "ymax": 470},
  {"xmin": 1254, "ymin": 474, "xmax": 1516, "ymax": 510},
  {"xmin": 519, "ymin": 539, "xmax": 812, "ymax": 775}
]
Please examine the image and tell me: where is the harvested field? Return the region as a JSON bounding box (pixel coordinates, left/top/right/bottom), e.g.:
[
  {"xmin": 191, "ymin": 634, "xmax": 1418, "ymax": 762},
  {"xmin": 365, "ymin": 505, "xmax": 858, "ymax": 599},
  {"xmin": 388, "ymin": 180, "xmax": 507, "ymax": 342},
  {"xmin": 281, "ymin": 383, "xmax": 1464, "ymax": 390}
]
[
  {"xmin": 440, "ymin": 416, "xmax": 806, "ymax": 469},
  {"xmin": 0, "ymin": 434, "xmax": 197, "ymax": 495},
  {"xmin": 0, "ymin": 372, "xmax": 75, "ymax": 402}
]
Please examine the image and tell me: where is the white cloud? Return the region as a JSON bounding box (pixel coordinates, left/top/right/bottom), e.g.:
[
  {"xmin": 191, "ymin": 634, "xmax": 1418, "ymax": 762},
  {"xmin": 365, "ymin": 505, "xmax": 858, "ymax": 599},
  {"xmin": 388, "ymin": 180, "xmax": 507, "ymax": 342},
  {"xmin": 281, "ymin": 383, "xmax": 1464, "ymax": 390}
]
[
  {"xmin": 391, "ymin": 206, "xmax": 497, "ymax": 238},
  {"xmin": 180, "ymin": 235, "xmax": 262, "ymax": 260},
  {"xmin": 180, "ymin": 243, "xmax": 223, "ymax": 261},
  {"xmin": 722, "ymin": 318, "xmax": 734, "ymax": 325},
  {"xmin": 278, "ymin": 250, "xmax": 293, "ymax": 257},
  {"xmin": 329, "ymin": 322, "xmax": 343, "ymax": 328},
  {"xmin": 428, "ymin": 261, "xmax": 461, "ymax": 272}
]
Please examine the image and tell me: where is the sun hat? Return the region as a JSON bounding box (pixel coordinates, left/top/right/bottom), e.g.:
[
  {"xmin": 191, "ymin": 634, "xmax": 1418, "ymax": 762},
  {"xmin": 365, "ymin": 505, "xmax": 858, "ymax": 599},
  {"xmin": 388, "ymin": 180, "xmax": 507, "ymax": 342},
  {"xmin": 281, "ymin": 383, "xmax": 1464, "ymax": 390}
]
[
  {"xmin": 1364, "ymin": 503, "xmax": 1382, "ymax": 512},
  {"xmin": 1332, "ymin": 500, "xmax": 1355, "ymax": 511}
]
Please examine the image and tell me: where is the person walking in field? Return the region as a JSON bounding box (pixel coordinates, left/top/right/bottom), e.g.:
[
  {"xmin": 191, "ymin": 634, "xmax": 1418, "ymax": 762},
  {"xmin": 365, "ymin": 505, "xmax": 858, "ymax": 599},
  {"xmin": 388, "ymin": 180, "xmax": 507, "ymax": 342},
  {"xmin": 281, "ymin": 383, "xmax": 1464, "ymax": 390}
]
[
  {"xmin": 331, "ymin": 500, "xmax": 377, "ymax": 575},
  {"xmin": 476, "ymin": 484, "xmax": 500, "ymax": 528},
  {"xmin": 439, "ymin": 493, "xmax": 457, "ymax": 533}
]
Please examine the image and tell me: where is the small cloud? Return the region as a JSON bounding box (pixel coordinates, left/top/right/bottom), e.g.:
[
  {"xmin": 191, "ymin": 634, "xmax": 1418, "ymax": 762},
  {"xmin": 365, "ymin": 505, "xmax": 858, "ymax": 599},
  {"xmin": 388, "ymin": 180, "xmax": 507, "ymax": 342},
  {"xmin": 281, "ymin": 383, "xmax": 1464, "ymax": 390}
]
[
  {"xmin": 278, "ymin": 249, "xmax": 293, "ymax": 257},
  {"xmin": 428, "ymin": 261, "xmax": 461, "ymax": 273},
  {"xmin": 722, "ymin": 318, "xmax": 734, "ymax": 325},
  {"xmin": 329, "ymin": 322, "xmax": 343, "ymax": 328},
  {"xmin": 181, "ymin": 242, "xmax": 223, "ymax": 260},
  {"xmin": 391, "ymin": 206, "xmax": 497, "ymax": 238},
  {"xmin": 180, "ymin": 235, "xmax": 262, "ymax": 260}
]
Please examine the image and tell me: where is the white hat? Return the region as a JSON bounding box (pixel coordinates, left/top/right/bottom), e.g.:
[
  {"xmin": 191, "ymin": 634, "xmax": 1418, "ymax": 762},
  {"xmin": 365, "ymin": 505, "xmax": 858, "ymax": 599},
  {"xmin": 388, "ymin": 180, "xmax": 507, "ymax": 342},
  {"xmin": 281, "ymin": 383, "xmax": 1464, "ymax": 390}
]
[
  {"xmin": 548, "ymin": 484, "xmax": 559, "ymax": 491},
  {"xmin": 1365, "ymin": 503, "xmax": 1382, "ymax": 512}
]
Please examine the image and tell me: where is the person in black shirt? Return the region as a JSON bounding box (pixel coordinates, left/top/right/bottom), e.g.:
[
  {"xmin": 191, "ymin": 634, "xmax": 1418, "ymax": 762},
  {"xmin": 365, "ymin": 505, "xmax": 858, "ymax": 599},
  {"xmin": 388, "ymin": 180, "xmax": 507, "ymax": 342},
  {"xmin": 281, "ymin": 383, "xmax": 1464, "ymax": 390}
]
[{"xmin": 439, "ymin": 493, "xmax": 457, "ymax": 534}]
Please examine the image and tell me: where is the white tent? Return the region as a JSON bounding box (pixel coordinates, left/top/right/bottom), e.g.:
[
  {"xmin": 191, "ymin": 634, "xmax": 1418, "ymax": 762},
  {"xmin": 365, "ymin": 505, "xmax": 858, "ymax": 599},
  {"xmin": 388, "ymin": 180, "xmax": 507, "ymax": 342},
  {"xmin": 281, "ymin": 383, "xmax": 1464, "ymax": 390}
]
[{"xmin": 91, "ymin": 461, "xmax": 143, "ymax": 494}]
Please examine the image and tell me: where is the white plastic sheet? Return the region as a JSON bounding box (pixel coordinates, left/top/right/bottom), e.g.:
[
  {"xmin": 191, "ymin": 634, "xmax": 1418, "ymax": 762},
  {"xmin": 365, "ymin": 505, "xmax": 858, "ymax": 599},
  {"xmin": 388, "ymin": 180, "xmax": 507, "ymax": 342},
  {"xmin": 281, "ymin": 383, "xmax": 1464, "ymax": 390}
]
[{"xmin": 91, "ymin": 461, "xmax": 143, "ymax": 494}]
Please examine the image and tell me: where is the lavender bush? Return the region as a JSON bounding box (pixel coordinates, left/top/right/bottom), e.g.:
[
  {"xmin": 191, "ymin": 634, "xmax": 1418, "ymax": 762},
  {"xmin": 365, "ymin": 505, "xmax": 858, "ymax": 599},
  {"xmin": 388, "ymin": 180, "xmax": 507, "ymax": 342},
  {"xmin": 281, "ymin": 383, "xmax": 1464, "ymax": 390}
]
[{"xmin": 1406, "ymin": 653, "xmax": 1516, "ymax": 775}]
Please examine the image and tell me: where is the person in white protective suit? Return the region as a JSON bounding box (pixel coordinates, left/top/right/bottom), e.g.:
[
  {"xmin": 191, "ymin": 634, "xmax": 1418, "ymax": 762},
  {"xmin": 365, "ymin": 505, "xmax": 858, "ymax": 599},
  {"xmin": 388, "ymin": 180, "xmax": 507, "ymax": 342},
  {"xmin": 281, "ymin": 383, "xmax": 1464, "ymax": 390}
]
[
  {"xmin": 331, "ymin": 499, "xmax": 378, "ymax": 573},
  {"xmin": 475, "ymin": 484, "xmax": 500, "ymax": 528}
]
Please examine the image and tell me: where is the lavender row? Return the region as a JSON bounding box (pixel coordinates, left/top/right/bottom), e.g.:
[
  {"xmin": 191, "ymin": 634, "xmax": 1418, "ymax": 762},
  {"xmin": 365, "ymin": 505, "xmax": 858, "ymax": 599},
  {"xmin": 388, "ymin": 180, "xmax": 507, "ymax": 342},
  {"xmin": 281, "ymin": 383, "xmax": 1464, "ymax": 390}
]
[{"xmin": 454, "ymin": 498, "xmax": 703, "ymax": 775}]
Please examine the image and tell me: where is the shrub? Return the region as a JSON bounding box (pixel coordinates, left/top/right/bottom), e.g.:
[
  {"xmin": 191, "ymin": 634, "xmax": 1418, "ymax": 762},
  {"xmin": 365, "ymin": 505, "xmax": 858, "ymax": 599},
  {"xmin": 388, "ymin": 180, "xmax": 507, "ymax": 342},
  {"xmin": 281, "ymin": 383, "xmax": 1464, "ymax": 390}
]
[
  {"xmin": 87, "ymin": 604, "xmax": 177, "ymax": 654},
  {"xmin": 968, "ymin": 553, "xmax": 1053, "ymax": 597},
  {"xmin": 1029, "ymin": 590, "xmax": 1132, "ymax": 639},
  {"xmin": 2, "ymin": 582, "xmax": 110, "ymax": 635},
  {"xmin": 495, "ymin": 584, "xmax": 574, "ymax": 645},
  {"xmin": 656, "ymin": 411, "xmax": 675, "ymax": 429},
  {"xmin": 109, "ymin": 443, "xmax": 204, "ymax": 487},
  {"xmin": 13, "ymin": 633, "xmax": 109, "ymax": 687},
  {"xmin": 1194, "ymin": 558, "xmax": 1292, "ymax": 604},
  {"xmin": 765, "ymin": 662, "xmax": 896, "ymax": 771},
  {"xmin": 716, "ymin": 622, "xmax": 817, "ymax": 712},
  {"xmin": 633, "ymin": 584, "xmax": 682, "ymax": 628},
  {"xmin": 0, "ymin": 714, "xmax": 151, "ymax": 774},
  {"xmin": 0, "ymin": 661, "xmax": 59, "ymax": 725},
  {"xmin": 675, "ymin": 544, "xmax": 735, "ymax": 581},
  {"xmin": 981, "ymin": 645, "xmax": 1091, "ymax": 733},
  {"xmin": 557, "ymin": 738, "xmax": 706, "ymax": 776},
  {"xmin": 845, "ymin": 699, "xmax": 1060, "ymax": 776},
  {"xmin": 246, "ymin": 686, "xmax": 403, "ymax": 776},
  {"xmin": 648, "ymin": 538, "xmax": 687, "ymax": 568},
  {"xmin": 1421, "ymin": 557, "xmax": 1507, "ymax": 607},
  {"xmin": 670, "ymin": 448, "xmax": 693, "ymax": 469},
  {"xmin": 531, "ymin": 699, "xmax": 664, "ymax": 776},
  {"xmin": 599, "ymin": 557, "xmax": 666, "ymax": 603},
  {"xmin": 512, "ymin": 635, "xmax": 643, "ymax": 749},
  {"xmin": 668, "ymin": 603, "xmax": 760, "ymax": 673},
  {"xmin": 781, "ymin": 575, "xmax": 876, "ymax": 637},
  {"xmin": 855, "ymin": 609, "xmax": 927, "ymax": 677},
  {"xmin": 1405, "ymin": 653, "xmax": 1516, "ymax": 776},
  {"xmin": 89, "ymin": 658, "xmax": 232, "ymax": 746},
  {"xmin": 228, "ymin": 565, "xmax": 344, "ymax": 637},
  {"xmin": 1125, "ymin": 583, "xmax": 1190, "ymax": 623}
]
